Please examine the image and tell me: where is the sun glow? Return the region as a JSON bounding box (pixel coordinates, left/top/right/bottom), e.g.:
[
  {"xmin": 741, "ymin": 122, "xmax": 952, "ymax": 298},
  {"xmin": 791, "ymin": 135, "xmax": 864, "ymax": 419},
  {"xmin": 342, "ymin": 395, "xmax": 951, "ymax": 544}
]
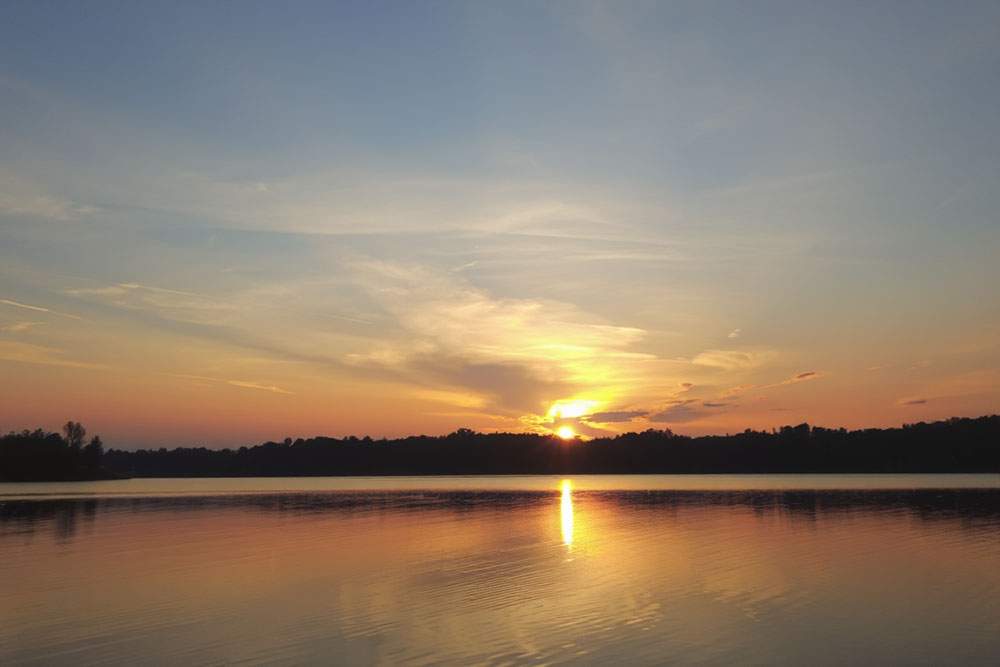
[
  {"xmin": 556, "ymin": 426, "xmax": 576, "ymax": 440},
  {"xmin": 547, "ymin": 399, "xmax": 599, "ymax": 420}
]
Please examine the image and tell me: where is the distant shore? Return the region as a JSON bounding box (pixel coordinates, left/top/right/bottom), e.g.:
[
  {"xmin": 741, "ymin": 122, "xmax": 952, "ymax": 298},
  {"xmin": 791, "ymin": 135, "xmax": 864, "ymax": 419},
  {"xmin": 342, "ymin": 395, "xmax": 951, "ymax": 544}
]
[
  {"xmin": 5, "ymin": 415, "xmax": 997, "ymax": 482},
  {"xmin": 100, "ymin": 415, "xmax": 998, "ymax": 479}
]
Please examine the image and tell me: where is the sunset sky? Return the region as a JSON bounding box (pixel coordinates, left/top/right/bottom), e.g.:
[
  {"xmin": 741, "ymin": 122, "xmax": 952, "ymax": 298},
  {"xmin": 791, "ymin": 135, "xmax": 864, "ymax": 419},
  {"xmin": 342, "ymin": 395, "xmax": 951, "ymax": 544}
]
[{"xmin": 1, "ymin": 2, "xmax": 998, "ymax": 448}]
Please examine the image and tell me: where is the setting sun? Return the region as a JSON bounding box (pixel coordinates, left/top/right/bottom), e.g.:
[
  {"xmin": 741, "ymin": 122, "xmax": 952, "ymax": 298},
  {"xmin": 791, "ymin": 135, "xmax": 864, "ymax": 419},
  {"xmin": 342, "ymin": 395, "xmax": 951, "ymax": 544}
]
[{"xmin": 2, "ymin": 3, "xmax": 999, "ymax": 666}]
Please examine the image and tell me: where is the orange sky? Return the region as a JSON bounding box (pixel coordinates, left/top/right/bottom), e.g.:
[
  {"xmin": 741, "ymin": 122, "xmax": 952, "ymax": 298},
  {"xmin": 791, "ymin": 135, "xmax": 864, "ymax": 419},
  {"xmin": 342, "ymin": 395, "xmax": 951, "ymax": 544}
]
[{"xmin": 1, "ymin": 4, "xmax": 998, "ymax": 448}]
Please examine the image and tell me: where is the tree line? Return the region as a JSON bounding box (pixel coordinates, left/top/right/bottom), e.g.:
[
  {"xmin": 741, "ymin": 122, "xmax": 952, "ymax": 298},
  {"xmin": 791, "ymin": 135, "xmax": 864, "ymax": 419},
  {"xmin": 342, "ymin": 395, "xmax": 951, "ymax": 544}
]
[
  {"xmin": 98, "ymin": 415, "xmax": 999, "ymax": 478},
  {"xmin": 3, "ymin": 415, "xmax": 997, "ymax": 481},
  {"xmin": 0, "ymin": 421, "xmax": 106, "ymax": 481}
]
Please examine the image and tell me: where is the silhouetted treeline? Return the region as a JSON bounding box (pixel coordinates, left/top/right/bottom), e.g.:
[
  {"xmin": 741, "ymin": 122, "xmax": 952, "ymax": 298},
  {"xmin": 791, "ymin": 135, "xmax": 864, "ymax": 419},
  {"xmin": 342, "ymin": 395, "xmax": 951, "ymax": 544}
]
[
  {"xmin": 1, "ymin": 422, "xmax": 108, "ymax": 481},
  {"xmin": 101, "ymin": 416, "xmax": 1000, "ymax": 478}
]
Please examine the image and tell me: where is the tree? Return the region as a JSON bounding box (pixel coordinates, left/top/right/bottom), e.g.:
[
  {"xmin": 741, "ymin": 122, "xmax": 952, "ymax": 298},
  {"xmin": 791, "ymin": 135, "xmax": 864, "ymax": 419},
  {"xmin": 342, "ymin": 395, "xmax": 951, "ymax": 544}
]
[
  {"xmin": 82, "ymin": 435, "xmax": 104, "ymax": 473},
  {"xmin": 63, "ymin": 421, "xmax": 86, "ymax": 452}
]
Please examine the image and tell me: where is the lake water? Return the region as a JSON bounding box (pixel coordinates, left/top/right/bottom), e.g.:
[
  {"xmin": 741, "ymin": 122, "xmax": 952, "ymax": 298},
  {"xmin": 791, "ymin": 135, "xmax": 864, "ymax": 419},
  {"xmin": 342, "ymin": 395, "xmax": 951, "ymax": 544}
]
[{"xmin": 2, "ymin": 475, "xmax": 999, "ymax": 665}]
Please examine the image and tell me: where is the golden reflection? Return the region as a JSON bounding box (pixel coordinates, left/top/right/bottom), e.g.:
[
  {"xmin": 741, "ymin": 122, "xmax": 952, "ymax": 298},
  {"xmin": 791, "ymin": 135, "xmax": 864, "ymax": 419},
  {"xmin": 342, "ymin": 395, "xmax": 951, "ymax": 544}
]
[{"xmin": 560, "ymin": 479, "xmax": 574, "ymax": 546}]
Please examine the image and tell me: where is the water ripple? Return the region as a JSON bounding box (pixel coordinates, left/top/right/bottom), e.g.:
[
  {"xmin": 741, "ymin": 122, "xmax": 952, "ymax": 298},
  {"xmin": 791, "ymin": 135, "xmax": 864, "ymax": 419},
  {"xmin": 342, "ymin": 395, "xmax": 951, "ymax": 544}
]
[{"xmin": 2, "ymin": 477, "xmax": 999, "ymax": 665}]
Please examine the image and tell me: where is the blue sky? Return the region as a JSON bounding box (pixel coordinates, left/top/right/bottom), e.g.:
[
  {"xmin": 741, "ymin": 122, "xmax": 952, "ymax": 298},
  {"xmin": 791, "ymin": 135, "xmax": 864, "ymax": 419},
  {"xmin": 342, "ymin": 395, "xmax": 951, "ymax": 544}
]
[{"xmin": 1, "ymin": 1, "xmax": 998, "ymax": 446}]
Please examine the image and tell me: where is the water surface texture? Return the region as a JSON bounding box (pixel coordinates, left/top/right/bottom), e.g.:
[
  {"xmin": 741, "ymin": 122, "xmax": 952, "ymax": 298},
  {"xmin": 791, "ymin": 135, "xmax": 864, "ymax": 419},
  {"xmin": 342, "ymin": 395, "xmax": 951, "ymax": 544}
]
[{"xmin": 2, "ymin": 475, "xmax": 999, "ymax": 665}]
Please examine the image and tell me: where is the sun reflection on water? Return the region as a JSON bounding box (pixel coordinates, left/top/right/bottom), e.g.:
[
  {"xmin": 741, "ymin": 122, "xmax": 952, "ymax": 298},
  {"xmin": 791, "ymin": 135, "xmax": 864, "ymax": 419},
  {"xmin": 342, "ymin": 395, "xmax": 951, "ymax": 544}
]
[{"xmin": 560, "ymin": 479, "xmax": 573, "ymax": 547}]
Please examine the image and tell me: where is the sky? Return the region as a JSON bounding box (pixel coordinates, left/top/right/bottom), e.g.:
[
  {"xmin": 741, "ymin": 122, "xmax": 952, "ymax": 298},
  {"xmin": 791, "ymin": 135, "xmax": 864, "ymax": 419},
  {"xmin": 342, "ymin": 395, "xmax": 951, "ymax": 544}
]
[{"xmin": 1, "ymin": 1, "xmax": 998, "ymax": 448}]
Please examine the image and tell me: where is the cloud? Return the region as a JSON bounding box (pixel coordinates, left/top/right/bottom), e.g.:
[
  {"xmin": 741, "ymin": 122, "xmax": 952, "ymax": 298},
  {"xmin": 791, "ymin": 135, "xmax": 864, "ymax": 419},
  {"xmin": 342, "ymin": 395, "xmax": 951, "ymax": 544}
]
[
  {"xmin": 412, "ymin": 357, "xmax": 571, "ymax": 414},
  {"xmin": 348, "ymin": 260, "xmax": 655, "ymax": 413},
  {"xmin": 0, "ymin": 171, "xmax": 97, "ymax": 220},
  {"xmin": 0, "ymin": 341, "xmax": 106, "ymax": 369},
  {"xmin": 867, "ymin": 365, "xmax": 883, "ymax": 371},
  {"xmin": 899, "ymin": 397, "xmax": 928, "ymax": 405},
  {"xmin": 648, "ymin": 402, "xmax": 710, "ymax": 424},
  {"xmin": 1, "ymin": 299, "xmax": 52, "ymax": 313},
  {"xmin": 170, "ymin": 373, "xmax": 293, "ymax": 395},
  {"xmin": 727, "ymin": 328, "xmax": 741, "ymax": 339},
  {"xmin": 64, "ymin": 286, "xmax": 130, "ymax": 296},
  {"xmin": 85, "ymin": 165, "xmax": 633, "ymax": 241},
  {"xmin": 679, "ymin": 382, "xmax": 693, "ymax": 391},
  {"xmin": 61, "ymin": 282, "xmax": 232, "ymax": 325},
  {"xmin": 585, "ymin": 410, "xmax": 648, "ymax": 423},
  {"xmin": 722, "ymin": 384, "xmax": 756, "ymax": 397},
  {"xmin": 1, "ymin": 320, "xmax": 44, "ymax": 333},
  {"xmin": 66, "ymin": 281, "xmax": 199, "ymax": 299},
  {"xmin": 227, "ymin": 380, "xmax": 292, "ymax": 394},
  {"xmin": 702, "ymin": 402, "xmax": 728, "ymax": 408},
  {"xmin": 355, "ymin": 260, "xmax": 646, "ymax": 362},
  {"xmin": 0, "ymin": 299, "xmax": 81, "ymax": 320},
  {"xmin": 118, "ymin": 283, "xmax": 197, "ymax": 297},
  {"xmin": 769, "ymin": 371, "xmax": 823, "ymax": 387},
  {"xmin": 413, "ymin": 389, "xmax": 486, "ymax": 410},
  {"xmin": 691, "ymin": 349, "xmax": 774, "ymax": 371}
]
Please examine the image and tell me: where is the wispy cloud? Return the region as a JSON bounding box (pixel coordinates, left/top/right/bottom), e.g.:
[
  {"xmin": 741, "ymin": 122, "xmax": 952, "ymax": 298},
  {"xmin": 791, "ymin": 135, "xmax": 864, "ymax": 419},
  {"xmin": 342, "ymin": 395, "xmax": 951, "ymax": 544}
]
[
  {"xmin": 1, "ymin": 299, "xmax": 52, "ymax": 313},
  {"xmin": 413, "ymin": 389, "xmax": 486, "ymax": 410},
  {"xmin": 0, "ymin": 299, "xmax": 81, "ymax": 319},
  {"xmin": 0, "ymin": 171, "xmax": 97, "ymax": 220},
  {"xmin": 648, "ymin": 400, "xmax": 712, "ymax": 424},
  {"xmin": 64, "ymin": 286, "xmax": 131, "ymax": 296},
  {"xmin": 692, "ymin": 349, "xmax": 775, "ymax": 371},
  {"xmin": 72, "ymin": 164, "xmax": 640, "ymax": 243},
  {"xmin": 347, "ymin": 259, "xmax": 660, "ymax": 415},
  {"xmin": 935, "ymin": 183, "xmax": 972, "ymax": 211},
  {"xmin": 1, "ymin": 320, "xmax": 44, "ymax": 333},
  {"xmin": 65, "ymin": 281, "xmax": 200, "ymax": 300},
  {"xmin": 227, "ymin": 380, "xmax": 292, "ymax": 394},
  {"xmin": 0, "ymin": 341, "xmax": 106, "ymax": 369},
  {"xmin": 714, "ymin": 371, "xmax": 819, "ymax": 400},
  {"xmin": 727, "ymin": 328, "xmax": 741, "ymax": 339},
  {"xmin": 754, "ymin": 371, "xmax": 824, "ymax": 391},
  {"xmin": 62, "ymin": 281, "xmax": 233, "ymax": 325},
  {"xmin": 168, "ymin": 373, "xmax": 292, "ymax": 395},
  {"xmin": 354, "ymin": 260, "xmax": 646, "ymax": 362}
]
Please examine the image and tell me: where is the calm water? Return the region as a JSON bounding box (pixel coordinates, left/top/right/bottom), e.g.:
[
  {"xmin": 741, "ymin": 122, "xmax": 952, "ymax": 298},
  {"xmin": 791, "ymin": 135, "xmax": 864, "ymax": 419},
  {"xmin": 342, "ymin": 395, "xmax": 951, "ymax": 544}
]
[{"xmin": 2, "ymin": 475, "xmax": 999, "ymax": 665}]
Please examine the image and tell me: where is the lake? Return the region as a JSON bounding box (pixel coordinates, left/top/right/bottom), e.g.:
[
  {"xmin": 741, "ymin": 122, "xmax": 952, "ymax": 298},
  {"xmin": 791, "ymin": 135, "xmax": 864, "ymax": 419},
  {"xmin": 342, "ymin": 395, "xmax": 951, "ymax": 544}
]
[{"xmin": 2, "ymin": 475, "xmax": 999, "ymax": 665}]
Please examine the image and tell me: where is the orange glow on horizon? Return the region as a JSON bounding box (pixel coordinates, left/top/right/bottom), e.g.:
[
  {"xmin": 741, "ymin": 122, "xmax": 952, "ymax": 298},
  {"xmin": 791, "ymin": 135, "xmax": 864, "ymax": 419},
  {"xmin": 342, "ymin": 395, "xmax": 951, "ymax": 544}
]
[{"xmin": 556, "ymin": 426, "xmax": 576, "ymax": 440}]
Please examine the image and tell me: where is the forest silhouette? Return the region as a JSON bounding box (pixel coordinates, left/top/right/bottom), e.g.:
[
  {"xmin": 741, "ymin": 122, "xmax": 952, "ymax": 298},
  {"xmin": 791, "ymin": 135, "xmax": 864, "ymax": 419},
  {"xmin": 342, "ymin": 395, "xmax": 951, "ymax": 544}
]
[
  {"xmin": 0, "ymin": 421, "xmax": 108, "ymax": 481},
  {"xmin": 3, "ymin": 415, "xmax": 997, "ymax": 481}
]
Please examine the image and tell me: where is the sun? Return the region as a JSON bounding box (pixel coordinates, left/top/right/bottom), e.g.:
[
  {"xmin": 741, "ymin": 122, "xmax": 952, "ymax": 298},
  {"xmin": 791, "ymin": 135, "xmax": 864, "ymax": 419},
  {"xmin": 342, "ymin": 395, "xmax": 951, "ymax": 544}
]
[{"xmin": 556, "ymin": 426, "xmax": 576, "ymax": 440}]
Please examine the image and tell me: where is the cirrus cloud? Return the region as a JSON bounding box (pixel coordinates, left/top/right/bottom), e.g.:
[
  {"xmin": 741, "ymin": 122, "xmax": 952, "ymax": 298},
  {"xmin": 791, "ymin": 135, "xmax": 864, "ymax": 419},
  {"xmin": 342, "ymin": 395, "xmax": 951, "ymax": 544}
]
[{"xmin": 692, "ymin": 349, "xmax": 775, "ymax": 371}]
